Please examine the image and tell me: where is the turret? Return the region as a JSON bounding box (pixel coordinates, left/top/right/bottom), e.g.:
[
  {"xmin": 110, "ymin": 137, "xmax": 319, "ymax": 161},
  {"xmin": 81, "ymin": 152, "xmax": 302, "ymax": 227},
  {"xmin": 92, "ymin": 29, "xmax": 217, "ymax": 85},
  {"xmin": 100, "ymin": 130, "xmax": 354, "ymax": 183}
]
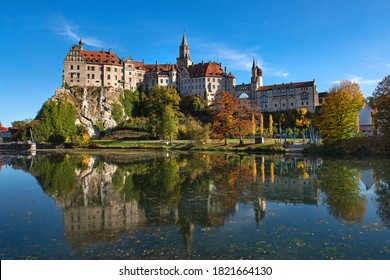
[{"xmin": 78, "ymin": 38, "xmax": 84, "ymax": 50}]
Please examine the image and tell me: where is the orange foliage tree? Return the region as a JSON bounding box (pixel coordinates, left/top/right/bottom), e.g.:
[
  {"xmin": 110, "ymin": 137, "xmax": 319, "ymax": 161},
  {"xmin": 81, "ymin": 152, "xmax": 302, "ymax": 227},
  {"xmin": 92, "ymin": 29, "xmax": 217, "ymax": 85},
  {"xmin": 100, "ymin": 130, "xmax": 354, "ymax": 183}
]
[{"xmin": 212, "ymin": 91, "xmax": 259, "ymax": 144}]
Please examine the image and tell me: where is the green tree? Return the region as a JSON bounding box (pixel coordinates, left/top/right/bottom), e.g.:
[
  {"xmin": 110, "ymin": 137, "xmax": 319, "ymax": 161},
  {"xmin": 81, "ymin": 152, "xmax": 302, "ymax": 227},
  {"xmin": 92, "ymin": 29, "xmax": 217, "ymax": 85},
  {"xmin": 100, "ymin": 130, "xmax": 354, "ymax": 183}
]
[
  {"xmin": 120, "ymin": 89, "xmax": 141, "ymax": 118},
  {"xmin": 161, "ymin": 106, "xmax": 179, "ymax": 143},
  {"xmin": 373, "ymin": 75, "xmax": 390, "ymax": 137},
  {"xmin": 33, "ymin": 99, "xmax": 78, "ymax": 143},
  {"xmin": 111, "ymin": 103, "xmax": 124, "ymax": 124},
  {"xmin": 146, "ymin": 86, "xmax": 182, "ymax": 141},
  {"xmin": 318, "ymin": 80, "xmax": 365, "ymax": 144}
]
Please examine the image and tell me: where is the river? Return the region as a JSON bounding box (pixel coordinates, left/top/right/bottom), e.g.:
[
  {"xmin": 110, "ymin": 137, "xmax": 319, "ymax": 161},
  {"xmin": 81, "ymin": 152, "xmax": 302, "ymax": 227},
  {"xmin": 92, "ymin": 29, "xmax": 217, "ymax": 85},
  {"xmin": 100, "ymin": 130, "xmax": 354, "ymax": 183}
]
[{"xmin": 0, "ymin": 151, "xmax": 389, "ymax": 259}]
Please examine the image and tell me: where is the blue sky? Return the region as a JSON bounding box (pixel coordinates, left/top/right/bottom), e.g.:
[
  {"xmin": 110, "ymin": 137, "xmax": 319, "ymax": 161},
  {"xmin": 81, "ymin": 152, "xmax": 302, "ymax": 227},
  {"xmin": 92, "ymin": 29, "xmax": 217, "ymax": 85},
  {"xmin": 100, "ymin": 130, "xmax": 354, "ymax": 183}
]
[{"xmin": 1, "ymin": 0, "xmax": 389, "ymax": 127}]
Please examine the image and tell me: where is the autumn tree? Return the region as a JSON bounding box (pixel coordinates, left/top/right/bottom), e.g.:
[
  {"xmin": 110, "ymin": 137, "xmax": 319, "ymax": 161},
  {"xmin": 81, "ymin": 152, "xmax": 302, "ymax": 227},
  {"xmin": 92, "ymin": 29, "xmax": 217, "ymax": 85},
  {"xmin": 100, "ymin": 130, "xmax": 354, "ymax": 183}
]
[
  {"xmin": 251, "ymin": 114, "xmax": 256, "ymax": 136},
  {"xmin": 295, "ymin": 108, "xmax": 311, "ymax": 136},
  {"xmin": 259, "ymin": 114, "xmax": 264, "ymax": 136},
  {"xmin": 269, "ymin": 114, "xmax": 274, "ymax": 136},
  {"xmin": 318, "ymin": 80, "xmax": 365, "ymax": 144},
  {"xmin": 212, "ymin": 91, "xmax": 258, "ymax": 144},
  {"xmin": 373, "ymin": 75, "xmax": 390, "ymax": 137},
  {"xmin": 212, "ymin": 91, "xmax": 239, "ymax": 144},
  {"xmin": 0, "ymin": 122, "xmax": 6, "ymax": 133},
  {"xmin": 232, "ymin": 98, "xmax": 255, "ymax": 144}
]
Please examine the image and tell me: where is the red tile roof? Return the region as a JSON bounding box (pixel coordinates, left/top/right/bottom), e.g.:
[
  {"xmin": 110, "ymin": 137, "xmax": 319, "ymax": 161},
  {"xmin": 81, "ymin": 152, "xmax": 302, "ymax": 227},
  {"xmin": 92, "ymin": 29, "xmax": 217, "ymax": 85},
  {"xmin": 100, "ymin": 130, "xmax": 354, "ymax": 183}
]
[
  {"xmin": 256, "ymin": 81, "xmax": 315, "ymax": 92},
  {"xmin": 188, "ymin": 62, "xmax": 226, "ymax": 77},
  {"xmin": 81, "ymin": 50, "xmax": 121, "ymax": 66},
  {"xmin": 144, "ymin": 64, "xmax": 177, "ymax": 73}
]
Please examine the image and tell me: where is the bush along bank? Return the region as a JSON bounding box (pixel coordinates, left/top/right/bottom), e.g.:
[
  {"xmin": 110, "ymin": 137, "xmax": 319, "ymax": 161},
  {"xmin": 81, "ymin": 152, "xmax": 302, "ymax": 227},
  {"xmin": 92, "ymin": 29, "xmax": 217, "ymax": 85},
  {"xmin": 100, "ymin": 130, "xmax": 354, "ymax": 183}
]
[{"xmin": 303, "ymin": 137, "xmax": 390, "ymax": 157}]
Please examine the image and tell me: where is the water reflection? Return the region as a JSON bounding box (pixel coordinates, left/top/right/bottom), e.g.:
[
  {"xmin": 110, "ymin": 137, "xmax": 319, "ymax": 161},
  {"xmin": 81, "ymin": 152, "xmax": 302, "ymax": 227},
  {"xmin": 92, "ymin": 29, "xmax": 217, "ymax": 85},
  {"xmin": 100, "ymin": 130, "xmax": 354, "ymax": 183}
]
[{"xmin": 1, "ymin": 152, "xmax": 390, "ymax": 259}]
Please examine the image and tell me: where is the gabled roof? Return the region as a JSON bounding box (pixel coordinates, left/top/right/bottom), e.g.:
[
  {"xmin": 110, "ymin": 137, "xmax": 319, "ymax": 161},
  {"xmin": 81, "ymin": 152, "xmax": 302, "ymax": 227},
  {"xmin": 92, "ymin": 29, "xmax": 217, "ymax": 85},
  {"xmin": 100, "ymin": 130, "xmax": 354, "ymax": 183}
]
[
  {"xmin": 80, "ymin": 50, "xmax": 121, "ymax": 66},
  {"xmin": 227, "ymin": 72, "xmax": 235, "ymax": 78},
  {"xmin": 256, "ymin": 81, "xmax": 315, "ymax": 92},
  {"xmin": 187, "ymin": 62, "xmax": 226, "ymax": 78}
]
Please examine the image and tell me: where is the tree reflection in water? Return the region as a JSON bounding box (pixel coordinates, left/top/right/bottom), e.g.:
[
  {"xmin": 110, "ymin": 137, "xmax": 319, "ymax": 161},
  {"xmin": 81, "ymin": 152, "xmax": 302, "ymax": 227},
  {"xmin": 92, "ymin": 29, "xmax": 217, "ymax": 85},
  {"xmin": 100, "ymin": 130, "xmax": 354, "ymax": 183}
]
[{"xmin": 316, "ymin": 162, "xmax": 367, "ymax": 223}]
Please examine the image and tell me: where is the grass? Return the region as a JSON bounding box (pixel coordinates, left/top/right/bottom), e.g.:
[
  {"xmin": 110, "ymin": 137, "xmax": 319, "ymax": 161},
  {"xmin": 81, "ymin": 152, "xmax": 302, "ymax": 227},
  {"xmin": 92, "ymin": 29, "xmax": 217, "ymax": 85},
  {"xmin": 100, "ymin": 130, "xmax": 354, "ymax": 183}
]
[{"xmin": 92, "ymin": 138, "xmax": 286, "ymax": 153}]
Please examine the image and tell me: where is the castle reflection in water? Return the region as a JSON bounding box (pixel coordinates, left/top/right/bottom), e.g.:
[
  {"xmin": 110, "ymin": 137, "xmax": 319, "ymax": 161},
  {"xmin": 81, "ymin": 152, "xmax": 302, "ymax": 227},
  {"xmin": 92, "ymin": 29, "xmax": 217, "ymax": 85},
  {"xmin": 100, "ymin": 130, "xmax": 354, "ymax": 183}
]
[{"xmin": 40, "ymin": 154, "xmax": 323, "ymax": 250}]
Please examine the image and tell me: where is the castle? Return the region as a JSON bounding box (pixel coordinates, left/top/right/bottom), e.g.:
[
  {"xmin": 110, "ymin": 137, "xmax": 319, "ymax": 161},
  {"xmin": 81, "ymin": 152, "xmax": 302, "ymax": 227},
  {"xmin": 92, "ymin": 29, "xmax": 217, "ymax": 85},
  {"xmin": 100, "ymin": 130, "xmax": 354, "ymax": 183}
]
[{"xmin": 63, "ymin": 34, "xmax": 319, "ymax": 112}]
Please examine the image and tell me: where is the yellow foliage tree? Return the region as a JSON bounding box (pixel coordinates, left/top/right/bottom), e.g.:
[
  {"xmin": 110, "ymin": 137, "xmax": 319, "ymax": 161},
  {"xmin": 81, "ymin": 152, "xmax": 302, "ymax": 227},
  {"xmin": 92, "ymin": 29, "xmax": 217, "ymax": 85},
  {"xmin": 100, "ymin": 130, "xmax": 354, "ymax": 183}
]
[
  {"xmin": 269, "ymin": 114, "xmax": 273, "ymax": 136},
  {"xmin": 251, "ymin": 114, "xmax": 256, "ymax": 136},
  {"xmin": 259, "ymin": 114, "xmax": 264, "ymax": 136},
  {"xmin": 318, "ymin": 80, "xmax": 365, "ymax": 144}
]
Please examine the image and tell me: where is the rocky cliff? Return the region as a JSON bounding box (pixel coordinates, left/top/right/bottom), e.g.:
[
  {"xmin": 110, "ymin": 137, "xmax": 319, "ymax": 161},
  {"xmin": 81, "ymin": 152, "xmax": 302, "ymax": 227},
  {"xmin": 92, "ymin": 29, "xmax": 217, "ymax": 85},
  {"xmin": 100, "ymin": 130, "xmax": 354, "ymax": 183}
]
[{"xmin": 52, "ymin": 86, "xmax": 121, "ymax": 138}]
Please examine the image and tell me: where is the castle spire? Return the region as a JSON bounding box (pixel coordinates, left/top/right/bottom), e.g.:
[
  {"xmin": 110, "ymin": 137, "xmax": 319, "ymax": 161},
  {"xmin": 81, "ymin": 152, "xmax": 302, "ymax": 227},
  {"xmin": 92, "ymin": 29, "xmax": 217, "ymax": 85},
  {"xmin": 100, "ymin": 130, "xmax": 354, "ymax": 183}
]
[{"xmin": 181, "ymin": 32, "xmax": 188, "ymax": 46}]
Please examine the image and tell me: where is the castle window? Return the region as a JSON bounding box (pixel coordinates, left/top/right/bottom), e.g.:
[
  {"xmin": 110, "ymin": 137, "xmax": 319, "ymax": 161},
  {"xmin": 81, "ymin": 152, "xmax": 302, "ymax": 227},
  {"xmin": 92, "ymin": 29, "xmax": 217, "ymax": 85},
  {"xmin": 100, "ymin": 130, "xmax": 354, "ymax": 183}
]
[
  {"xmin": 92, "ymin": 74, "xmax": 95, "ymax": 79},
  {"xmin": 77, "ymin": 65, "xmax": 80, "ymax": 70},
  {"xmin": 301, "ymin": 92, "xmax": 309, "ymax": 100},
  {"xmin": 273, "ymin": 89, "xmax": 278, "ymax": 96},
  {"xmin": 107, "ymin": 75, "xmax": 111, "ymax": 80},
  {"xmin": 107, "ymin": 67, "xmax": 111, "ymax": 72},
  {"xmin": 281, "ymin": 89, "xmax": 286, "ymax": 96},
  {"xmin": 114, "ymin": 68, "xmax": 117, "ymax": 72},
  {"xmin": 275, "ymin": 104, "xmax": 277, "ymax": 107},
  {"xmin": 87, "ymin": 74, "xmax": 90, "ymax": 79},
  {"xmin": 260, "ymin": 95, "xmax": 268, "ymax": 103},
  {"xmin": 289, "ymin": 88, "xmax": 295, "ymax": 95},
  {"xmin": 291, "ymin": 102, "xmax": 294, "ymax": 107},
  {"xmin": 70, "ymin": 65, "xmax": 73, "ymax": 70}
]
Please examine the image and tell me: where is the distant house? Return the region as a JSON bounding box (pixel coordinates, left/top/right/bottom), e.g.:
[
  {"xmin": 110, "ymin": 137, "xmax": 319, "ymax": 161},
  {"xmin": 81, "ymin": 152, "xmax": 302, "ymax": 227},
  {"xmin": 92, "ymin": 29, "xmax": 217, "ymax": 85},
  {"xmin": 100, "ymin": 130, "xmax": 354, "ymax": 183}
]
[
  {"xmin": 359, "ymin": 104, "xmax": 374, "ymax": 136},
  {"xmin": 0, "ymin": 129, "xmax": 12, "ymax": 141},
  {"xmin": 0, "ymin": 127, "xmax": 18, "ymax": 141},
  {"xmin": 318, "ymin": 91, "xmax": 328, "ymax": 105}
]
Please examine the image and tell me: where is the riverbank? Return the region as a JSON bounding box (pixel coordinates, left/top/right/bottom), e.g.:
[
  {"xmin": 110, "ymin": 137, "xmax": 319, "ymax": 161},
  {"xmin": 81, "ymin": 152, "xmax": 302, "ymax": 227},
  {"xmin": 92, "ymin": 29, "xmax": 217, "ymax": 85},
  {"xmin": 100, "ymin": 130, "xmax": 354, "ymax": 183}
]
[{"xmin": 92, "ymin": 139, "xmax": 287, "ymax": 153}]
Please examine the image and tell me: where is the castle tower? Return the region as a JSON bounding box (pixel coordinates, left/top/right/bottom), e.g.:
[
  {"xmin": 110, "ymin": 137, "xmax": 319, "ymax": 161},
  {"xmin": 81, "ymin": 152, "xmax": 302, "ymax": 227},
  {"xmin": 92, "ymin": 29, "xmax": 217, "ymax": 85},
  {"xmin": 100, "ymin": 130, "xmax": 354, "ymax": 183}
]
[
  {"xmin": 176, "ymin": 33, "xmax": 193, "ymax": 69},
  {"xmin": 251, "ymin": 59, "xmax": 263, "ymax": 98}
]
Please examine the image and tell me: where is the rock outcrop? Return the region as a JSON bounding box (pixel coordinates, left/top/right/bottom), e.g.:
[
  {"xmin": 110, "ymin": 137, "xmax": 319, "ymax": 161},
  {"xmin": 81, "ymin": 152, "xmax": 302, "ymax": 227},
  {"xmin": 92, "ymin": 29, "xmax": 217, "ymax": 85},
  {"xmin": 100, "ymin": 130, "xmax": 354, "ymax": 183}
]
[{"xmin": 53, "ymin": 86, "xmax": 122, "ymax": 138}]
